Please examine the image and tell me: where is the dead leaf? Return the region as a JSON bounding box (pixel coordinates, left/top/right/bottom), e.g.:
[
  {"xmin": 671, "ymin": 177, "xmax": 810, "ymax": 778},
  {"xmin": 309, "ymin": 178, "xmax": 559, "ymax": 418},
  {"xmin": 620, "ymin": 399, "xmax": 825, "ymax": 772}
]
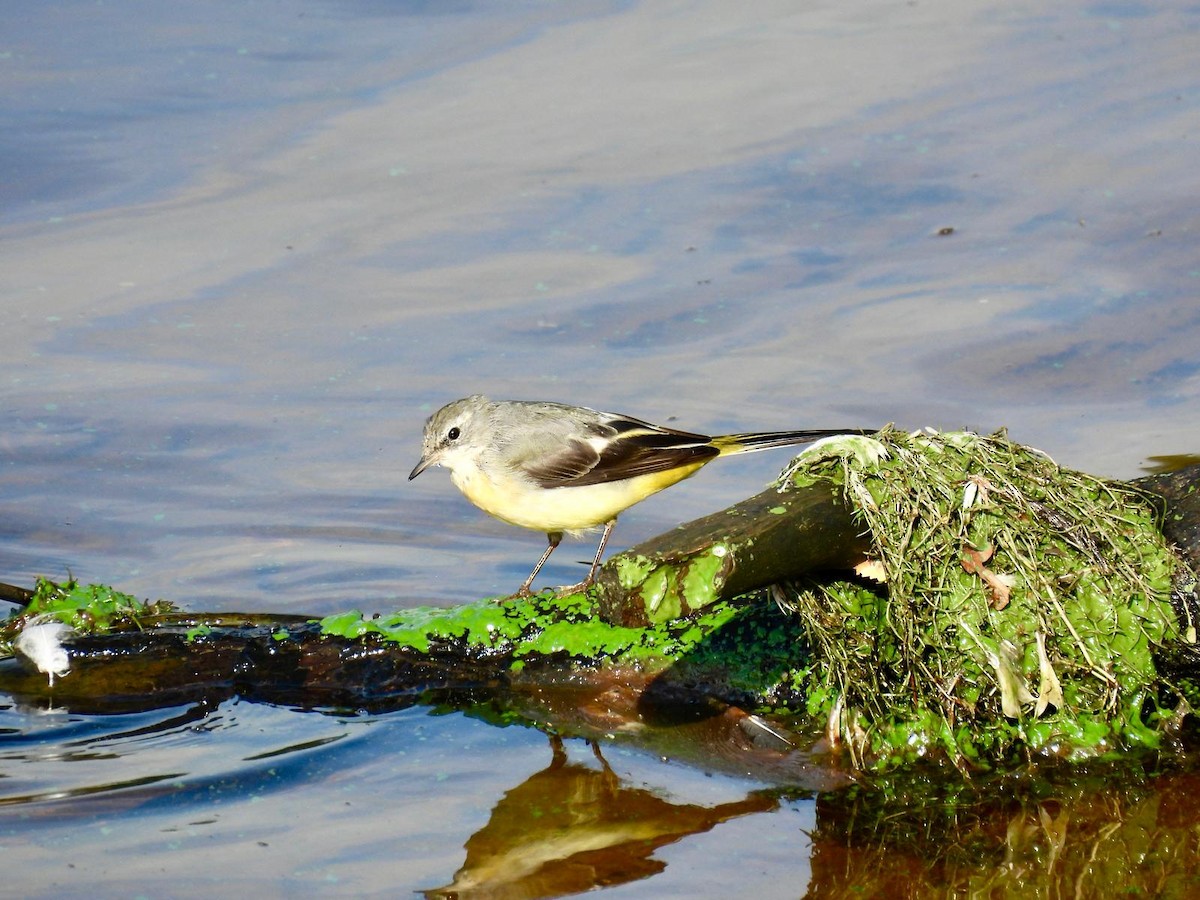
[
  {"xmin": 1034, "ymin": 631, "xmax": 1064, "ymax": 716},
  {"xmin": 961, "ymin": 543, "xmax": 1013, "ymax": 610},
  {"xmin": 853, "ymin": 559, "xmax": 888, "ymax": 582}
]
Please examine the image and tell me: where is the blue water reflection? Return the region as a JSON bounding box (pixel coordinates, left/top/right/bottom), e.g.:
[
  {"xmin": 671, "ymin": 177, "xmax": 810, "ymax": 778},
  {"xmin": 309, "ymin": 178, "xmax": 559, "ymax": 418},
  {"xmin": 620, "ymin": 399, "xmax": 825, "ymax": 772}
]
[{"xmin": 0, "ymin": 691, "xmax": 811, "ymax": 895}]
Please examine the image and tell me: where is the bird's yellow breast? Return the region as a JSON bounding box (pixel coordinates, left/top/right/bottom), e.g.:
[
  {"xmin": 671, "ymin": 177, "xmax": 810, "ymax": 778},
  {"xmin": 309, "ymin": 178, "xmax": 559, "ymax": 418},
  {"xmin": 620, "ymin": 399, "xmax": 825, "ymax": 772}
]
[{"xmin": 450, "ymin": 460, "xmax": 707, "ymax": 535}]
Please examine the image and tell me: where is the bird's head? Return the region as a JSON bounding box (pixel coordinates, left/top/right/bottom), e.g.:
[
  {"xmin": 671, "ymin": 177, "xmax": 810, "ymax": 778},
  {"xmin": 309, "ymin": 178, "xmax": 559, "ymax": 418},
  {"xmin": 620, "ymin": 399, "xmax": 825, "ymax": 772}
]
[{"xmin": 409, "ymin": 394, "xmax": 492, "ymax": 480}]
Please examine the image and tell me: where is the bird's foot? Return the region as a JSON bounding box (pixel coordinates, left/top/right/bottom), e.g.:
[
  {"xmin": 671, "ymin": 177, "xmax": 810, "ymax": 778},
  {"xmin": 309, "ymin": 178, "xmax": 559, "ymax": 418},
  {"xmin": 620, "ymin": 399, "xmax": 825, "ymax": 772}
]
[
  {"xmin": 495, "ymin": 583, "xmax": 554, "ymax": 604},
  {"xmin": 494, "ymin": 577, "xmax": 595, "ymax": 604},
  {"xmin": 553, "ymin": 578, "xmax": 596, "ymax": 598},
  {"xmin": 494, "ymin": 588, "xmax": 530, "ymax": 604}
]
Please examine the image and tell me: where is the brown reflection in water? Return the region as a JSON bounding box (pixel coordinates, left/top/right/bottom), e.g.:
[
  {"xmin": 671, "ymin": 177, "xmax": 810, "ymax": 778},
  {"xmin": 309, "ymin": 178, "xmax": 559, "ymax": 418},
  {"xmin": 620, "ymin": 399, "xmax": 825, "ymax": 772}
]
[
  {"xmin": 804, "ymin": 769, "xmax": 1200, "ymax": 898},
  {"xmin": 504, "ymin": 671, "xmax": 854, "ymax": 791},
  {"xmin": 423, "ymin": 736, "xmax": 777, "ymax": 899},
  {"xmin": 1142, "ymin": 454, "xmax": 1200, "ymax": 475}
]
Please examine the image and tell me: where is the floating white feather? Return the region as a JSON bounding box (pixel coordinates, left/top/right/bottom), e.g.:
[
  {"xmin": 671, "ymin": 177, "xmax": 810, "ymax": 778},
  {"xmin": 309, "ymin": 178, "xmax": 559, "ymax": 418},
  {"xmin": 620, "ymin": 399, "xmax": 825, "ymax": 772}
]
[{"xmin": 14, "ymin": 621, "xmax": 73, "ymax": 685}]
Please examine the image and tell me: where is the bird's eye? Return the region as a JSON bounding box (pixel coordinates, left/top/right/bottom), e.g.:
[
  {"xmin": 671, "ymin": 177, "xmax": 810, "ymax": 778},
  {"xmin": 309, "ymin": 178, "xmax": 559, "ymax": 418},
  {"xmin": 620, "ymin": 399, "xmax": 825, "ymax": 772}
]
[{"xmin": 447, "ymin": 426, "xmax": 460, "ymax": 441}]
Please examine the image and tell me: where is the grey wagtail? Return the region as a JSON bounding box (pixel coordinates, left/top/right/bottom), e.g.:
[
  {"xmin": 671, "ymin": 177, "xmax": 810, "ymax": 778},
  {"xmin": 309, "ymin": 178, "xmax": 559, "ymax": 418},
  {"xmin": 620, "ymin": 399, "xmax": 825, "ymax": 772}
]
[{"xmin": 410, "ymin": 394, "xmax": 862, "ymax": 597}]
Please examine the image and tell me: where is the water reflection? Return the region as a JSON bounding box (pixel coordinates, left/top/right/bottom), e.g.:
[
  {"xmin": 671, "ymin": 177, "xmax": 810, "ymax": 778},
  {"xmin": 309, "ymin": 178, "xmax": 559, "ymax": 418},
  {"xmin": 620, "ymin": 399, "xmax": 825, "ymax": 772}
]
[
  {"xmin": 0, "ymin": 694, "xmax": 360, "ymax": 815},
  {"xmin": 805, "ymin": 769, "xmax": 1200, "ymax": 897},
  {"xmin": 4, "ymin": 665, "xmax": 1200, "ymax": 896},
  {"xmin": 424, "ymin": 736, "xmax": 777, "ymax": 898},
  {"xmin": 0, "ymin": 678, "xmax": 812, "ymax": 895}
]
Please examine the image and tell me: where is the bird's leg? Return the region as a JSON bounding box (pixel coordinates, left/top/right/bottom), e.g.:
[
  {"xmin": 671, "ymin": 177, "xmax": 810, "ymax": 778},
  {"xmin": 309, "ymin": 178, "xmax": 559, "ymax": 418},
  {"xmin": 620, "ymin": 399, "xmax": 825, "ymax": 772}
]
[
  {"xmin": 584, "ymin": 519, "xmax": 617, "ymax": 584},
  {"xmin": 555, "ymin": 518, "xmax": 616, "ymax": 597},
  {"xmin": 510, "ymin": 532, "xmax": 563, "ymax": 599}
]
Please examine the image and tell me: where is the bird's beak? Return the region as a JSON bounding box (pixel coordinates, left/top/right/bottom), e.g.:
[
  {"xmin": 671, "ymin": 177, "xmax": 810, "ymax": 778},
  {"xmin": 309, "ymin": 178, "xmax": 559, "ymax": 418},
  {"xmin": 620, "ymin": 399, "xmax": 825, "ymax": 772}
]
[{"xmin": 408, "ymin": 454, "xmax": 433, "ymax": 480}]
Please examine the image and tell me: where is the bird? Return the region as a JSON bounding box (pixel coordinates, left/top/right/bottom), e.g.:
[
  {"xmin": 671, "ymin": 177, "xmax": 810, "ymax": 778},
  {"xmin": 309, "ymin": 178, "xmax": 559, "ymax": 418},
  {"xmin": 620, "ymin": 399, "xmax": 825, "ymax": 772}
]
[{"xmin": 409, "ymin": 395, "xmax": 861, "ymax": 598}]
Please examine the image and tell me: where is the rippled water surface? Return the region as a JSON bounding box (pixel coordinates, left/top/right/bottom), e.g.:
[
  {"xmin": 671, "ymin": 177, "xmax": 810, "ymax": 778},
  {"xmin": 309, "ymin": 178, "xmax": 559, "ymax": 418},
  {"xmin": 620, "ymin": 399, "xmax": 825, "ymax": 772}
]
[
  {"xmin": 3, "ymin": 0, "xmax": 1199, "ymax": 894},
  {"xmin": 0, "ymin": 693, "xmax": 823, "ymax": 896}
]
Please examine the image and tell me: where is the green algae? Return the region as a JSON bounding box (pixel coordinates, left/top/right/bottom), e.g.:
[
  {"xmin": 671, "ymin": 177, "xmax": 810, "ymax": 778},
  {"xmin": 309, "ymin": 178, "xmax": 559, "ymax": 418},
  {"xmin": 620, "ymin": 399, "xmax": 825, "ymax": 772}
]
[
  {"xmin": 609, "ymin": 544, "xmax": 731, "ymax": 624},
  {"xmin": 0, "ymin": 578, "xmax": 176, "ymax": 654},
  {"xmin": 320, "ymin": 597, "xmax": 530, "ymax": 654},
  {"xmin": 669, "ymin": 598, "xmax": 815, "ymax": 706},
  {"xmin": 615, "ymin": 554, "xmax": 655, "ymax": 589},
  {"xmin": 316, "ymin": 588, "xmax": 746, "ymax": 668},
  {"xmin": 679, "ymin": 546, "xmax": 727, "ymax": 612},
  {"xmin": 777, "ymin": 429, "xmax": 1188, "ymax": 768}
]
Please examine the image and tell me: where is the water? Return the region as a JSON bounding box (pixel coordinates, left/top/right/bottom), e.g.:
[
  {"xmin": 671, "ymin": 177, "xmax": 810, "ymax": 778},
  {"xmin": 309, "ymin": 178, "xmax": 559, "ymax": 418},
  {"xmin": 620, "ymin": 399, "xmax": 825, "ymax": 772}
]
[
  {"xmin": 0, "ymin": 694, "xmax": 819, "ymax": 897},
  {"xmin": 2, "ymin": 0, "xmax": 1199, "ymax": 894}
]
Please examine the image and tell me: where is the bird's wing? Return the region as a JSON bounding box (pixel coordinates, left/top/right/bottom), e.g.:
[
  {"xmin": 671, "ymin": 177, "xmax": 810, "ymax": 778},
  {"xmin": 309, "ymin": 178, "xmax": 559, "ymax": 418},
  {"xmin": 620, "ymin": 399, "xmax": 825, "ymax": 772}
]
[{"xmin": 518, "ymin": 414, "xmax": 720, "ymax": 488}]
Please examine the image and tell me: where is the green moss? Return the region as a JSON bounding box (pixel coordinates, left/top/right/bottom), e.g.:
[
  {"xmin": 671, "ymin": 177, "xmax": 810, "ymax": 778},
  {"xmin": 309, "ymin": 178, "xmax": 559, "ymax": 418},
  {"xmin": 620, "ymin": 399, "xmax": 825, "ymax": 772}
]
[
  {"xmin": 642, "ymin": 569, "xmax": 679, "ymax": 621},
  {"xmin": 778, "ymin": 429, "xmax": 1187, "ymax": 767},
  {"xmin": 610, "ymin": 544, "xmax": 732, "ymax": 624},
  {"xmin": 316, "ymin": 589, "xmax": 746, "ymax": 669},
  {"xmin": 615, "ymin": 554, "xmax": 655, "ymax": 589},
  {"xmin": 0, "ymin": 578, "xmax": 176, "ymax": 654},
  {"xmin": 319, "ymin": 597, "xmax": 531, "ymax": 653},
  {"xmin": 679, "ymin": 546, "xmax": 726, "ymax": 611}
]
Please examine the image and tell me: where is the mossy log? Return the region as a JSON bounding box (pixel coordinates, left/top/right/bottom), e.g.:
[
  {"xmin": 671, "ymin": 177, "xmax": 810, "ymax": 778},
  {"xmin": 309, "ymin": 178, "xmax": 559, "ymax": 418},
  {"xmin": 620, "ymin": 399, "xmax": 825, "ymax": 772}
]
[
  {"xmin": 594, "ymin": 476, "xmax": 871, "ymax": 627},
  {"xmin": 3, "ymin": 435, "xmax": 1200, "ymax": 769},
  {"xmin": 1136, "ymin": 463, "xmax": 1200, "ymax": 574},
  {"xmin": 0, "ymin": 474, "xmax": 875, "ymax": 712}
]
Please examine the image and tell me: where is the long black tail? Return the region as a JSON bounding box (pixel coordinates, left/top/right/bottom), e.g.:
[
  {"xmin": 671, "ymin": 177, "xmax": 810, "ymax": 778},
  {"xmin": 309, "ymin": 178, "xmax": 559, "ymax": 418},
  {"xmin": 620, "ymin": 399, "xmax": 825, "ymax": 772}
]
[{"xmin": 712, "ymin": 428, "xmax": 871, "ymax": 455}]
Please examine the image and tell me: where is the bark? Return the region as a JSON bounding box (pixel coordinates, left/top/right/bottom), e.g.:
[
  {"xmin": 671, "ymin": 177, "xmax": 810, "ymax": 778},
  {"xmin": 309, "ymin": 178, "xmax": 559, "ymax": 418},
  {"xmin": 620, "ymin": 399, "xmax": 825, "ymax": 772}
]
[{"xmin": 595, "ymin": 477, "xmax": 871, "ymax": 626}]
